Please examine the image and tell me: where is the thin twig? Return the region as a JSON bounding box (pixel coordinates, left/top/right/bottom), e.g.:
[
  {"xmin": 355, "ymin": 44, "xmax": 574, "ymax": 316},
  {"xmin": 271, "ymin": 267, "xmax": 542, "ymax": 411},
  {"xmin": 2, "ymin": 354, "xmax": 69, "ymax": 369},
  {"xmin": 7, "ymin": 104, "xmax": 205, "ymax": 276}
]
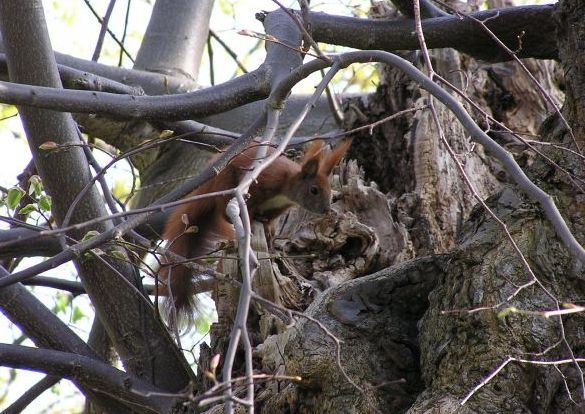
[
  {"xmin": 117, "ymin": 0, "xmax": 132, "ymax": 67},
  {"xmin": 210, "ymin": 30, "xmax": 249, "ymax": 74},
  {"xmin": 271, "ymin": 0, "xmax": 331, "ymax": 63},
  {"xmin": 461, "ymin": 356, "xmax": 585, "ymax": 404},
  {"xmin": 82, "ymin": 0, "xmax": 134, "ymax": 63},
  {"xmin": 434, "ymin": 0, "xmax": 579, "ymax": 153},
  {"xmin": 92, "ymin": 0, "xmax": 117, "ymax": 62}
]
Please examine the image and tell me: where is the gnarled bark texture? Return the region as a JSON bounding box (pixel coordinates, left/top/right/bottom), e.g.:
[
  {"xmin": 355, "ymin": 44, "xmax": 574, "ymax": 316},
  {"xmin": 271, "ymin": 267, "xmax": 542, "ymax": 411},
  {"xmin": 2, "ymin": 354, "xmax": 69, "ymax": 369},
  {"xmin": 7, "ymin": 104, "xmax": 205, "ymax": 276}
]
[{"xmin": 237, "ymin": 3, "xmax": 585, "ymax": 413}]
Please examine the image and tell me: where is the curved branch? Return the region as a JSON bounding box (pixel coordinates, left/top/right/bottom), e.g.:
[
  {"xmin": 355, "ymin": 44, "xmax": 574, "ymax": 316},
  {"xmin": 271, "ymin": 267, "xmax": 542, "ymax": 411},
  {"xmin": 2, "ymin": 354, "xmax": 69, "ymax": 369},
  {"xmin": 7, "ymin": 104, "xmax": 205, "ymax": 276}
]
[
  {"xmin": 0, "ymin": 66, "xmax": 270, "ymax": 120},
  {"xmin": 2, "ymin": 376, "xmax": 60, "ymax": 414},
  {"xmin": 0, "ymin": 344, "xmax": 177, "ymax": 414},
  {"xmin": 309, "ymin": 5, "xmax": 556, "ymax": 61},
  {"xmin": 269, "ymin": 51, "xmax": 585, "ymax": 262},
  {"xmin": 0, "ymin": 0, "xmax": 192, "ymax": 392},
  {"xmin": 0, "ymin": 7, "xmax": 553, "ymax": 122}
]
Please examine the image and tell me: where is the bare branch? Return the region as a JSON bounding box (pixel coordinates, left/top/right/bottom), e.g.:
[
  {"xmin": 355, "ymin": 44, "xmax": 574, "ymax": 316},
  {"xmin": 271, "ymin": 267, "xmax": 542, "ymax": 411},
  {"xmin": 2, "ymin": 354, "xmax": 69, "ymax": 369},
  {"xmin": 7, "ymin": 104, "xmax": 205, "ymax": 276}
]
[
  {"xmin": 309, "ymin": 5, "xmax": 556, "ymax": 61},
  {"xmin": 88, "ymin": 0, "xmax": 119, "ymax": 62},
  {"xmin": 0, "ymin": 68, "xmax": 270, "ymax": 120},
  {"xmin": 2, "ymin": 376, "xmax": 60, "ymax": 414},
  {"xmin": 81, "ymin": 0, "xmax": 133, "ymax": 63},
  {"xmin": 0, "ymin": 344, "xmax": 177, "ymax": 414},
  {"xmin": 391, "ymin": 0, "xmax": 448, "ymax": 18},
  {"xmin": 134, "ymin": 0, "xmax": 214, "ymax": 81},
  {"xmin": 0, "ymin": 0, "xmax": 192, "ymax": 392},
  {"xmin": 461, "ymin": 356, "xmax": 585, "ymax": 405}
]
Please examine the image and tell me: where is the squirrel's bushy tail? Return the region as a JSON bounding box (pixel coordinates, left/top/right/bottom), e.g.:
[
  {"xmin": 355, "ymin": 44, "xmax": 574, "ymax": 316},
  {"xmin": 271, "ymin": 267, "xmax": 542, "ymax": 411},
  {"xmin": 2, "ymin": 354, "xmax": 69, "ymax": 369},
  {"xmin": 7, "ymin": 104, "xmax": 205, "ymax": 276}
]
[{"xmin": 158, "ymin": 191, "xmax": 233, "ymax": 327}]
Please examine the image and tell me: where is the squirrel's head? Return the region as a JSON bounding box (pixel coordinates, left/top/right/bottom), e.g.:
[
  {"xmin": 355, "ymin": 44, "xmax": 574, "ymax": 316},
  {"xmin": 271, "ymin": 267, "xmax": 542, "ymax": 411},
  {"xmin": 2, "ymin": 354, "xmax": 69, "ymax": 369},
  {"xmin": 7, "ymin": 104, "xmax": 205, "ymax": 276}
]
[{"xmin": 288, "ymin": 139, "xmax": 352, "ymax": 214}]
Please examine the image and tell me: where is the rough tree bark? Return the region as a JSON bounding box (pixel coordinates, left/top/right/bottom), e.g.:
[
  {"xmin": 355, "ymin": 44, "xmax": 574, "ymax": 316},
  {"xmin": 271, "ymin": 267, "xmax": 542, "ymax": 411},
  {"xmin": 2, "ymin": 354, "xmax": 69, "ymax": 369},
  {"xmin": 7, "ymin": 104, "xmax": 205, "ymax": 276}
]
[{"xmin": 242, "ymin": 3, "xmax": 584, "ymax": 414}]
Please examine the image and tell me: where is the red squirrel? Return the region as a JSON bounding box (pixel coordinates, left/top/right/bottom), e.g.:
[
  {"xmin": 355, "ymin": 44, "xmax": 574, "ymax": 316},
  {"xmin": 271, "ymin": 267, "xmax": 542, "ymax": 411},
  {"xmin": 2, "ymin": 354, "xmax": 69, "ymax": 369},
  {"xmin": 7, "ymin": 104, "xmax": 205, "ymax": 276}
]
[{"xmin": 159, "ymin": 139, "xmax": 352, "ymax": 321}]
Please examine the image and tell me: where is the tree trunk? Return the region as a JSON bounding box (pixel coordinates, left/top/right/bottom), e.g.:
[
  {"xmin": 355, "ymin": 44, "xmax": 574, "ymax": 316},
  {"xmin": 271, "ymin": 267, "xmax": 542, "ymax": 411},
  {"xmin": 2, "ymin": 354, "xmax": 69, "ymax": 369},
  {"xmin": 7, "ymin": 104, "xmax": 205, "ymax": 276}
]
[{"xmin": 246, "ymin": 4, "xmax": 585, "ymax": 413}]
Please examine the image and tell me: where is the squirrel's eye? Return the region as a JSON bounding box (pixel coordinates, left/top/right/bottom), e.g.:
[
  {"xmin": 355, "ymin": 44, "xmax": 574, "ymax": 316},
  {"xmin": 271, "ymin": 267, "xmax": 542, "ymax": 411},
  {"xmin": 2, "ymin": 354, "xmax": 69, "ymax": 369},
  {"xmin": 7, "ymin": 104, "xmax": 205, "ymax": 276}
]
[{"xmin": 310, "ymin": 185, "xmax": 319, "ymax": 195}]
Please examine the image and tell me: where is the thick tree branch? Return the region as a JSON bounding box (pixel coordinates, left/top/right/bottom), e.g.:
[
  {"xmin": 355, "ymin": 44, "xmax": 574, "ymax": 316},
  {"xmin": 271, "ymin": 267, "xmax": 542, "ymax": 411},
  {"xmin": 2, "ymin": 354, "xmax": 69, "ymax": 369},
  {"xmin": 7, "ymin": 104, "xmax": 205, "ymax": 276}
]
[
  {"xmin": 0, "ymin": 266, "xmax": 129, "ymax": 412},
  {"xmin": 0, "ymin": 267, "xmax": 98, "ymax": 358},
  {"xmin": 0, "ymin": 344, "xmax": 178, "ymax": 414},
  {"xmin": 52, "ymin": 50, "xmax": 193, "ymax": 94},
  {"xmin": 0, "ymin": 6, "xmax": 555, "ymax": 123},
  {"xmin": 0, "ymin": 67, "xmax": 270, "ymax": 120},
  {"xmin": 134, "ymin": 0, "xmax": 213, "ymax": 81},
  {"xmin": 0, "ymin": 46, "xmax": 197, "ymax": 94},
  {"xmin": 0, "ymin": 0, "xmax": 192, "ymax": 393},
  {"xmin": 0, "ymin": 56, "xmax": 144, "ymax": 94},
  {"xmin": 309, "ymin": 5, "xmax": 556, "ymax": 61},
  {"xmin": 0, "ymin": 226, "xmax": 63, "ymax": 258}
]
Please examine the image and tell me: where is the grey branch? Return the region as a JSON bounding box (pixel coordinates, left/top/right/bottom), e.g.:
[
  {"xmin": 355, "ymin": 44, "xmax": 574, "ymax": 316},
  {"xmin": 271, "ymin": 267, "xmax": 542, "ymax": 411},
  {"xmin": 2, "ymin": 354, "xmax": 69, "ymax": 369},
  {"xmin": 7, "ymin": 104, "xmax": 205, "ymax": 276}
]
[
  {"xmin": 309, "ymin": 5, "xmax": 556, "ymax": 61},
  {"xmin": 0, "ymin": 344, "xmax": 178, "ymax": 414}
]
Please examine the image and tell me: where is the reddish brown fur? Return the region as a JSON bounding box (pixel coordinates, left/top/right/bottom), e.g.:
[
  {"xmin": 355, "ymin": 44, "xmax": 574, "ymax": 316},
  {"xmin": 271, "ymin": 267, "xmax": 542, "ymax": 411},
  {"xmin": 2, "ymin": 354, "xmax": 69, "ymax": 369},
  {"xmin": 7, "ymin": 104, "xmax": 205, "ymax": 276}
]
[{"xmin": 158, "ymin": 139, "xmax": 351, "ymax": 324}]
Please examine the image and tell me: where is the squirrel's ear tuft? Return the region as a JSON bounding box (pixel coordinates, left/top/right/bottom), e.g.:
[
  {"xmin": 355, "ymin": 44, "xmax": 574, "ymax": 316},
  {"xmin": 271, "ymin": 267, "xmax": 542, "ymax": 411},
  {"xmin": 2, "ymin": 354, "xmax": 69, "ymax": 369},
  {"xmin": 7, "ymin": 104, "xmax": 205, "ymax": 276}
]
[
  {"xmin": 321, "ymin": 139, "xmax": 352, "ymax": 175},
  {"xmin": 303, "ymin": 140, "xmax": 325, "ymax": 163}
]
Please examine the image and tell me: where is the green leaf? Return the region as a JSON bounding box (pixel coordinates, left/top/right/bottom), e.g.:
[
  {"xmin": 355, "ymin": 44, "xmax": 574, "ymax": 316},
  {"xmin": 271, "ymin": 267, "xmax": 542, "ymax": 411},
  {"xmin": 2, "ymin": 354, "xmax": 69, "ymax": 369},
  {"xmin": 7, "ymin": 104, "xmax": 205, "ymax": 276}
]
[
  {"xmin": 18, "ymin": 204, "xmax": 36, "ymax": 216},
  {"xmin": 54, "ymin": 293, "xmax": 71, "ymax": 314},
  {"xmin": 72, "ymin": 306, "xmax": 86, "ymax": 323},
  {"xmin": 28, "ymin": 175, "xmax": 43, "ymax": 197},
  {"xmin": 6, "ymin": 187, "xmax": 25, "ymax": 210},
  {"xmin": 159, "ymin": 129, "xmax": 174, "ymax": 139},
  {"xmin": 218, "ymin": 0, "xmax": 236, "ymax": 15},
  {"xmin": 497, "ymin": 306, "xmax": 517, "ymax": 319},
  {"xmin": 51, "ymin": 382, "xmax": 62, "ymax": 396},
  {"xmin": 38, "ymin": 195, "xmax": 52, "ymax": 212},
  {"xmin": 0, "ymin": 104, "xmax": 18, "ymax": 119},
  {"xmin": 111, "ymin": 179, "xmax": 131, "ymax": 203},
  {"xmin": 110, "ymin": 250, "xmax": 126, "ymax": 260},
  {"xmin": 81, "ymin": 230, "xmax": 100, "ymax": 241},
  {"xmin": 195, "ymin": 315, "xmax": 211, "ymax": 334}
]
